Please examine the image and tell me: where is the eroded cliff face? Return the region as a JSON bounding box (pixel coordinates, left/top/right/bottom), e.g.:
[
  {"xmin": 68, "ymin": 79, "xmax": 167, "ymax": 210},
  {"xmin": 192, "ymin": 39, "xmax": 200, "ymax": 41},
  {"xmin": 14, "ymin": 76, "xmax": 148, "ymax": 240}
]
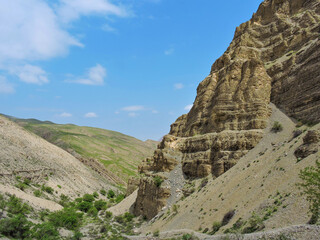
[{"xmin": 134, "ymin": 0, "xmax": 320, "ymax": 219}]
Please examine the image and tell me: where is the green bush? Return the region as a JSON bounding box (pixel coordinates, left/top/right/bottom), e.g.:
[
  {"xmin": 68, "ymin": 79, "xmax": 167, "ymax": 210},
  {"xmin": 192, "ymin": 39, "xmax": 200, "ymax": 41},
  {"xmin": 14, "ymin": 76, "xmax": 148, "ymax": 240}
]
[
  {"xmin": 7, "ymin": 195, "xmax": 30, "ymax": 215},
  {"xmin": 41, "ymin": 185, "xmax": 54, "ymax": 194},
  {"xmin": 211, "ymin": 221, "xmax": 222, "ymax": 235},
  {"xmin": 123, "ymin": 212, "xmax": 134, "ymax": 222},
  {"xmin": 49, "ymin": 208, "xmax": 83, "ymax": 230},
  {"xmin": 88, "ymin": 207, "xmax": 98, "ymax": 217},
  {"xmin": 59, "ymin": 194, "xmax": 70, "ymax": 207},
  {"xmin": 31, "ymin": 222, "xmax": 59, "ymax": 240},
  {"xmin": 271, "ymin": 121, "xmax": 283, "ymax": 132},
  {"xmin": 83, "ymin": 194, "xmax": 95, "ymax": 202},
  {"xmin": 77, "ymin": 201, "xmax": 92, "ymax": 212},
  {"xmin": 105, "ymin": 211, "xmax": 113, "ymax": 219},
  {"xmin": 153, "ymin": 176, "xmax": 164, "ymax": 187},
  {"xmin": 0, "ymin": 214, "xmax": 32, "ymax": 239},
  {"xmin": 71, "ymin": 231, "xmax": 84, "ymax": 240},
  {"xmin": 15, "ymin": 182, "xmax": 28, "ymax": 191},
  {"xmin": 242, "ymin": 212, "xmax": 264, "ymax": 234},
  {"xmin": 298, "ymin": 160, "xmax": 320, "ymax": 224},
  {"xmin": 182, "ymin": 233, "xmax": 193, "ymax": 240},
  {"xmin": 34, "ymin": 190, "xmax": 42, "ymax": 197},
  {"xmin": 107, "ymin": 190, "xmax": 115, "ymax": 199},
  {"xmin": 93, "ymin": 191, "xmax": 99, "ymax": 198},
  {"xmin": 100, "ymin": 189, "xmax": 107, "ymax": 196},
  {"xmin": 115, "ymin": 194, "xmax": 125, "ymax": 203},
  {"xmin": 94, "ymin": 200, "xmax": 107, "ymax": 211}
]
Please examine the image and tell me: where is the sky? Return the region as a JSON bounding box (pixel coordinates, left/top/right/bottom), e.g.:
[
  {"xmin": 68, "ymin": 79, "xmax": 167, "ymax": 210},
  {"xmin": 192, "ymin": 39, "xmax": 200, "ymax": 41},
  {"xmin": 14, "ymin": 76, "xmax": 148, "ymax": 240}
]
[{"xmin": 0, "ymin": 0, "xmax": 263, "ymax": 141}]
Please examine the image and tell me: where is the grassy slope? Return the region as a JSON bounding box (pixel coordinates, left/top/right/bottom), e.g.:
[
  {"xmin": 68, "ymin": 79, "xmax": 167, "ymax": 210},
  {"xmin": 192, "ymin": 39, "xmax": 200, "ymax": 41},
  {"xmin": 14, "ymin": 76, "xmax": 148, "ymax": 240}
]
[{"xmin": 10, "ymin": 117, "xmax": 157, "ymax": 185}]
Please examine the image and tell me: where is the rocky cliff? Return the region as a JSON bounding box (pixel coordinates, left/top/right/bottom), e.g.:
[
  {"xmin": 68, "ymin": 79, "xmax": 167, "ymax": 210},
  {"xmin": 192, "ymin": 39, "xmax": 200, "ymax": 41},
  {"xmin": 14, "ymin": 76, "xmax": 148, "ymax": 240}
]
[{"xmin": 133, "ymin": 0, "xmax": 320, "ymax": 219}]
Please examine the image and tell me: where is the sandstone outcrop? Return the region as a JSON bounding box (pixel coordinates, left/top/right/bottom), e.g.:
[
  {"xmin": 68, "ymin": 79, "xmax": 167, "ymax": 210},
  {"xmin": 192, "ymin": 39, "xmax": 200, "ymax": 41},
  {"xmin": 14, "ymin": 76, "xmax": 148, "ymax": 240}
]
[{"xmin": 134, "ymin": 0, "xmax": 320, "ymax": 219}]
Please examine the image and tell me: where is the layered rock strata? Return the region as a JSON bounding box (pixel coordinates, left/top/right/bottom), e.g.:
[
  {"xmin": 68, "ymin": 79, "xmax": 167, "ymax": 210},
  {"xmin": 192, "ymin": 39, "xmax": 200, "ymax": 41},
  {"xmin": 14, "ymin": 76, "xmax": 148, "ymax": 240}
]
[{"xmin": 134, "ymin": 0, "xmax": 320, "ymax": 219}]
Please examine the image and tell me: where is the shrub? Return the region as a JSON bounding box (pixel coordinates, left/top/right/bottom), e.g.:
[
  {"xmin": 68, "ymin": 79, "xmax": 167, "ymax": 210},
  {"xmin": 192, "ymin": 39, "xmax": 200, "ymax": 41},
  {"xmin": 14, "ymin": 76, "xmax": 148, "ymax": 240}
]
[
  {"xmin": 153, "ymin": 176, "xmax": 163, "ymax": 187},
  {"xmin": 115, "ymin": 215, "xmax": 124, "ymax": 224},
  {"xmin": 59, "ymin": 194, "xmax": 70, "ymax": 207},
  {"xmin": 77, "ymin": 201, "xmax": 92, "ymax": 212},
  {"xmin": 0, "ymin": 214, "xmax": 32, "ymax": 239},
  {"xmin": 23, "ymin": 178, "xmax": 31, "ymax": 185},
  {"xmin": 153, "ymin": 230, "xmax": 159, "ymax": 237},
  {"xmin": 115, "ymin": 194, "xmax": 125, "ymax": 203},
  {"xmin": 83, "ymin": 194, "xmax": 95, "ymax": 202},
  {"xmin": 7, "ymin": 195, "xmax": 30, "ymax": 215},
  {"xmin": 182, "ymin": 233, "xmax": 193, "ymax": 240},
  {"xmin": 15, "ymin": 182, "xmax": 28, "ymax": 191},
  {"xmin": 88, "ymin": 207, "xmax": 98, "ymax": 217},
  {"xmin": 49, "ymin": 208, "xmax": 83, "ymax": 230},
  {"xmin": 298, "ymin": 160, "xmax": 320, "ymax": 224},
  {"xmin": 100, "ymin": 189, "xmax": 107, "ymax": 196},
  {"xmin": 41, "ymin": 185, "xmax": 54, "ymax": 194},
  {"xmin": 34, "ymin": 190, "xmax": 42, "ymax": 197},
  {"xmin": 105, "ymin": 211, "xmax": 113, "ymax": 219},
  {"xmin": 272, "ymin": 121, "xmax": 283, "ymax": 132},
  {"xmin": 31, "ymin": 222, "xmax": 59, "ymax": 240},
  {"xmin": 93, "ymin": 191, "xmax": 99, "ymax": 198},
  {"xmin": 94, "ymin": 200, "xmax": 107, "ymax": 211},
  {"xmin": 242, "ymin": 212, "xmax": 264, "ymax": 234},
  {"xmin": 211, "ymin": 221, "xmax": 222, "ymax": 235},
  {"xmin": 123, "ymin": 212, "xmax": 134, "ymax": 222},
  {"xmin": 71, "ymin": 231, "xmax": 84, "ymax": 240},
  {"xmin": 107, "ymin": 190, "xmax": 115, "ymax": 199}
]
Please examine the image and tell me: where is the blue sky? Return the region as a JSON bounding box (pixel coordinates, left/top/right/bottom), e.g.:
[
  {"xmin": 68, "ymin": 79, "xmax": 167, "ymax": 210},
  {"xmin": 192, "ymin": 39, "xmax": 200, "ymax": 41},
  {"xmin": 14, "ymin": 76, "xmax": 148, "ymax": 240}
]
[{"xmin": 0, "ymin": 0, "xmax": 262, "ymax": 141}]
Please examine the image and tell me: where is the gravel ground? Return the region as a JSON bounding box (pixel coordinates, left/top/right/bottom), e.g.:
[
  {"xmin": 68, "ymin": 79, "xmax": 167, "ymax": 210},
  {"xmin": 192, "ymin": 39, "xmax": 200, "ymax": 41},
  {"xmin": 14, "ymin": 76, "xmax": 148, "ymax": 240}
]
[{"xmin": 127, "ymin": 224, "xmax": 320, "ymax": 240}]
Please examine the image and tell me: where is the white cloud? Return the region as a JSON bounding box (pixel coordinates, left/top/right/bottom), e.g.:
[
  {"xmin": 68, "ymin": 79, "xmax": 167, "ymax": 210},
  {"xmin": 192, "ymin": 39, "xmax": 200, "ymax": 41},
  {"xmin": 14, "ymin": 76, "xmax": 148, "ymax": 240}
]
[
  {"xmin": 0, "ymin": 0, "xmax": 127, "ymax": 89},
  {"xmin": 174, "ymin": 83, "xmax": 184, "ymax": 89},
  {"xmin": 58, "ymin": 0, "xmax": 127, "ymax": 23},
  {"xmin": 0, "ymin": 0, "xmax": 82, "ymax": 63},
  {"xmin": 128, "ymin": 112, "xmax": 138, "ymax": 117},
  {"xmin": 12, "ymin": 64, "xmax": 49, "ymax": 85},
  {"xmin": 72, "ymin": 64, "xmax": 106, "ymax": 85},
  {"xmin": 122, "ymin": 105, "xmax": 145, "ymax": 111},
  {"xmin": 59, "ymin": 112, "xmax": 72, "ymax": 117},
  {"xmin": 184, "ymin": 104, "xmax": 193, "ymax": 111},
  {"xmin": 164, "ymin": 48, "xmax": 174, "ymax": 55},
  {"xmin": 0, "ymin": 76, "xmax": 15, "ymax": 94},
  {"xmin": 85, "ymin": 112, "xmax": 98, "ymax": 118},
  {"xmin": 152, "ymin": 110, "xmax": 159, "ymax": 114}
]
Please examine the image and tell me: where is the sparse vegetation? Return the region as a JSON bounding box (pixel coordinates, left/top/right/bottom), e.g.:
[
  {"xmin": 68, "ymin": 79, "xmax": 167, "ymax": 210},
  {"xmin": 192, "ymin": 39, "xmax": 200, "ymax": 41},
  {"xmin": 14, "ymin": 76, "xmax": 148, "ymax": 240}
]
[
  {"xmin": 153, "ymin": 176, "xmax": 164, "ymax": 187},
  {"xmin": 297, "ymin": 160, "xmax": 320, "ymax": 224},
  {"xmin": 272, "ymin": 121, "xmax": 283, "ymax": 132}
]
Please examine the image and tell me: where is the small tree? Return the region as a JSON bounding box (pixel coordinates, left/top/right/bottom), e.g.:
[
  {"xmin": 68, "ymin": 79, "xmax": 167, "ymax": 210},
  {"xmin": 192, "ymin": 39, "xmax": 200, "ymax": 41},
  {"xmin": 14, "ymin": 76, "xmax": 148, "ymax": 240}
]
[{"xmin": 298, "ymin": 161, "xmax": 320, "ymax": 224}]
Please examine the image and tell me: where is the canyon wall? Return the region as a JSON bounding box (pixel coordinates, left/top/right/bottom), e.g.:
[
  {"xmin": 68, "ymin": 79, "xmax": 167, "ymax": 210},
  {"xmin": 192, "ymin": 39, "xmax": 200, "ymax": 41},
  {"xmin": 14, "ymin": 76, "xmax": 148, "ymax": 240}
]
[{"xmin": 133, "ymin": 0, "xmax": 320, "ymax": 219}]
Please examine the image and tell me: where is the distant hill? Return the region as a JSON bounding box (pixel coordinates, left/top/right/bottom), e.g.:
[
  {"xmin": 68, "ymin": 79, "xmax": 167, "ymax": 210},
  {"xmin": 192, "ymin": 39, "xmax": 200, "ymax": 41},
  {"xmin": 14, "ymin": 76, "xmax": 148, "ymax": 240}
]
[{"xmin": 8, "ymin": 116, "xmax": 158, "ymax": 186}]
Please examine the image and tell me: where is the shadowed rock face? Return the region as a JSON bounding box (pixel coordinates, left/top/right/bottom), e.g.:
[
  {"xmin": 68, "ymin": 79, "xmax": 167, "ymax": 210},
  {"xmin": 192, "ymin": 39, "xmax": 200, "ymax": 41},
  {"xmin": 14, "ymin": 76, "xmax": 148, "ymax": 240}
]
[{"xmin": 134, "ymin": 0, "xmax": 320, "ymax": 219}]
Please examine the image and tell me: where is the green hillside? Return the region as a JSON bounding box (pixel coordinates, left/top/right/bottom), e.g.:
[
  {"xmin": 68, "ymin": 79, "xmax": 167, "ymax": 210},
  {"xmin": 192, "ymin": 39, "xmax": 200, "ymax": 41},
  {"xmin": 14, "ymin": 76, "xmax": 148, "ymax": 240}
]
[{"xmin": 10, "ymin": 116, "xmax": 158, "ymax": 186}]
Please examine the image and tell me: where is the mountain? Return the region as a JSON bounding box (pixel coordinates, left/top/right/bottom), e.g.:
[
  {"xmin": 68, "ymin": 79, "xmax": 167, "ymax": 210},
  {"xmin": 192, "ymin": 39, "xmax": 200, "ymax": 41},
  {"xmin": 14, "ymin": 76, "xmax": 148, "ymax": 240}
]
[
  {"xmin": 0, "ymin": 115, "xmax": 113, "ymax": 205},
  {"xmin": 130, "ymin": 0, "xmax": 320, "ymax": 236},
  {"xmin": 8, "ymin": 116, "xmax": 158, "ymax": 186}
]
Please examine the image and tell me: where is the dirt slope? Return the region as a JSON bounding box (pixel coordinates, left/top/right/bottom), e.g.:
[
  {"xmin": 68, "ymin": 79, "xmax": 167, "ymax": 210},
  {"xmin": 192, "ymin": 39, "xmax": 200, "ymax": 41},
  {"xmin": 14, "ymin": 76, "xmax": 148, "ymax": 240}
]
[{"xmin": 0, "ymin": 115, "xmax": 115, "ymax": 205}]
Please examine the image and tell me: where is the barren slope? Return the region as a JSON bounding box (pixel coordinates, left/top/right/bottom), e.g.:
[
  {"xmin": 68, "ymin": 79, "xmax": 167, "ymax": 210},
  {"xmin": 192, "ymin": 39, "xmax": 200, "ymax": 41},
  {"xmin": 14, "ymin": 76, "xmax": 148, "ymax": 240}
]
[{"xmin": 140, "ymin": 104, "xmax": 320, "ymax": 234}]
